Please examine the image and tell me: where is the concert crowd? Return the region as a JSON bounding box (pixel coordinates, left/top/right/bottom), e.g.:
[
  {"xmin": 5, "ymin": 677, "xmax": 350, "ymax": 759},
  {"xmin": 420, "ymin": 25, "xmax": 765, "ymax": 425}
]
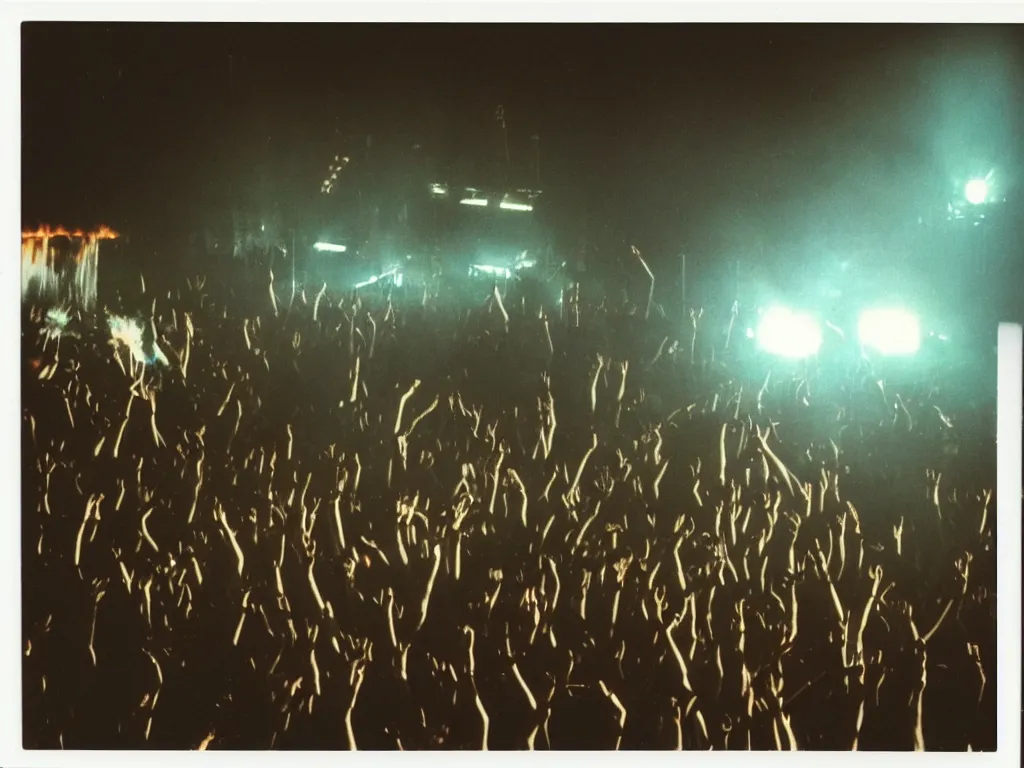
[{"xmin": 21, "ymin": 264, "xmax": 997, "ymax": 750}]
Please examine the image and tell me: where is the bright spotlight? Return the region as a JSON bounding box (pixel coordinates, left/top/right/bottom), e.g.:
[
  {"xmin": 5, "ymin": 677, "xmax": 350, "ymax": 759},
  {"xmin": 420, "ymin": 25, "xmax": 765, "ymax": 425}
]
[
  {"xmin": 756, "ymin": 306, "xmax": 822, "ymax": 359},
  {"xmin": 314, "ymin": 242, "xmax": 347, "ymax": 253},
  {"xmin": 964, "ymin": 178, "xmax": 989, "ymax": 205},
  {"xmin": 858, "ymin": 308, "xmax": 920, "ymax": 356},
  {"xmin": 460, "ymin": 198, "xmax": 489, "ymax": 207}
]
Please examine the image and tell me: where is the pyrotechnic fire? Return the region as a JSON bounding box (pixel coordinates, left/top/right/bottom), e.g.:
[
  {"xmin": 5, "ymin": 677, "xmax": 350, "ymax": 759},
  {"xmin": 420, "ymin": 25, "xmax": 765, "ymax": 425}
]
[
  {"xmin": 22, "ymin": 225, "xmax": 120, "ymax": 241},
  {"xmin": 21, "ymin": 224, "xmax": 117, "ymax": 310},
  {"xmin": 93, "ymin": 225, "xmax": 120, "ymax": 240}
]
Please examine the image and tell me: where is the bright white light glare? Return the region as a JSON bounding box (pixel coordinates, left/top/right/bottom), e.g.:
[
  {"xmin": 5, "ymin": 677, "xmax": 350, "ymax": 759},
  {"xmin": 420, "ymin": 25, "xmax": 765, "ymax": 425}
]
[
  {"xmin": 459, "ymin": 198, "xmax": 489, "ymax": 207},
  {"xmin": 430, "ymin": 183, "xmax": 448, "ymax": 196},
  {"xmin": 745, "ymin": 327, "xmax": 754, "ymax": 339},
  {"xmin": 858, "ymin": 308, "xmax": 921, "ymax": 356},
  {"xmin": 500, "ymin": 200, "xmax": 533, "ymax": 212},
  {"xmin": 46, "ymin": 307, "xmax": 70, "ymax": 329},
  {"xmin": 394, "ymin": 272, "xmax": 403, "ymax": 288},
  {"xmin": 42, "ymin": 307, "xmax": 71, "ymax": 342},
  {"xmin": 470, "ymin": 264, "xmax": 512, "ymax": 279},
  {"xmin": 964, "ymin": 178, "xmax": 989, "ymax": 205},
  {"xmin": 515, "ymin": 259, "xmax": 537, "ymax": 270},
  {"xmin": 109, "ymin": 315, "xmax": 143, "ymax": 354},
  {"xmin": 756, "ymin": 306, "xmax": 822, "ymax": 359},
  {"xmin": 108, "ymin": 315, "xmax": 166, "ymax": 367},
  {"xmin": 314, "ymin": 242, "xmax": 347, "ymax": 253}
]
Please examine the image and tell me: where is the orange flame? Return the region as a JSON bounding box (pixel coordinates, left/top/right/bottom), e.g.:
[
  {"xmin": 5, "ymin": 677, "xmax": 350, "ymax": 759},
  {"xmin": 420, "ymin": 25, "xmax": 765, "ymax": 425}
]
[{"xmin": 22, "ymin": 224, "xmax": 119, "ymax": 241}]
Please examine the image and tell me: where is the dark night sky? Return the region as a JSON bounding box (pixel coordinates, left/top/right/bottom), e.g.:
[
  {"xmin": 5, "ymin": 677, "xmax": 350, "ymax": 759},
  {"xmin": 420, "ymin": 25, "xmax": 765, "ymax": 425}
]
[{"xmin": 20, "ymin": 23, "xmax": 1024, "ymax": 265}]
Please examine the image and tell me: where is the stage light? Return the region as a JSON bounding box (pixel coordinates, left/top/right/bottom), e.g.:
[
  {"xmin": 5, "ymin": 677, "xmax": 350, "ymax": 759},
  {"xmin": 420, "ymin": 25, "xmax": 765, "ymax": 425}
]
[
  {"xmin": 470, "ymin": 264, "xmax": 511, "ymax": 279},
  {"xmin": 430, "ymin": 183, "xmax": 448, "ymax": 197},
  {"xmin": 756, "ymin": 306, "xmax": 822, "ymax": 359},
  {"xmin": 858, "ymin": 308, "xmax": 920, "ymax": 356},
  {"xmin": 964, "ymin": 178, "xmax": 989, "ymax": 205},
  {"xmin": 460, "ymin": 198, "xmax": 489, "ymax": 207},
  {"xmin": 314, "ymin": 242, "xmax": 347, "ymax": 253},
  {"xmin": 500, "ymin": 199, "xmax": 533, "ymax": 212}
]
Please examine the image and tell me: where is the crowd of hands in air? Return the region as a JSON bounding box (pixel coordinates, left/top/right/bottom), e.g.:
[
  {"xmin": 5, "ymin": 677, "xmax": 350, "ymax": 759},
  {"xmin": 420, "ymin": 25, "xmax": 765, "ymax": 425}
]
[{"xmin": 22, "ymin": 262, "xmax": 996, "ymax": 750}]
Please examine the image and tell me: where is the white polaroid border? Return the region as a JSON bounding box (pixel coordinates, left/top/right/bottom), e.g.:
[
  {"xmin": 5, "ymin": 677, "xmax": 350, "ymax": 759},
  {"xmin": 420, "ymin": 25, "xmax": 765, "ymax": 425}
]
[
  {"xmin": 2, "ymin": 1, "xmax": 1024, "ymax": 24},
  {"xmin": 996, "ymin": 323, "xmax": 1023, "ymax": 759},
  {"xmin": 2, "ymin": 4, "xmax": 1022, "ymax": 768}
]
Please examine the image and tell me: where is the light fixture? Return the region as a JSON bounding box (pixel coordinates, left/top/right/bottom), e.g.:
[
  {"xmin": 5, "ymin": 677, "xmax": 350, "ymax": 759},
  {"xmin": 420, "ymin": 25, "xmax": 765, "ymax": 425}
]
[
  {"xmin": 964, "ymin": 178, "xmax": 989, "ymax": 205},
  {"xmin": 314, "ymin": 242, "xmax": 347, "ymax": 253},
  {"xmin": 499, "ymin": 197, "xmax": 533, "ymax": 212},
  {"xmin": 756, "ymin": 306, "xmax": 822, "ymax": 359},
  {"xmin": 430, "ymin": 183, "xmax": 448, "ymax": 197},
  {"xmin": 469, "ymin": 264, "xmax": 511, "ymax": 279},
  {"xmin": 460, "ymin": 198, "xmax": 489, "ymax": 207},
  {"xmin": 858, "ymin": 308, "xmax": 920, "ymax": 356}
]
